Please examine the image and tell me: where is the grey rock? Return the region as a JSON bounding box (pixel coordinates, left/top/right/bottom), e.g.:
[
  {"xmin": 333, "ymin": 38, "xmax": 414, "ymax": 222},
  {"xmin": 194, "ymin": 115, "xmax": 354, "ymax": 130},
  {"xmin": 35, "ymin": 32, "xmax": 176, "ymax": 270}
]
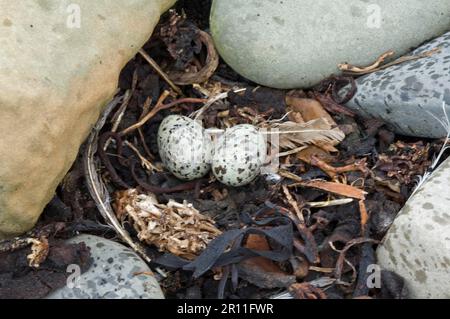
[
  {"xmin": 210, "ymin": 0, "xmax": 450, "ymax": 89},
  {"xmin": 46, "ymin": 235, "xmax": 164, "ymax": 299},
  {"xmin": 377, "ymin": 157, "xmax": 450, "ymax": 299},
  {"xmin": 345, "ymin": 31, "xmax": 450, "ymax": 138}
]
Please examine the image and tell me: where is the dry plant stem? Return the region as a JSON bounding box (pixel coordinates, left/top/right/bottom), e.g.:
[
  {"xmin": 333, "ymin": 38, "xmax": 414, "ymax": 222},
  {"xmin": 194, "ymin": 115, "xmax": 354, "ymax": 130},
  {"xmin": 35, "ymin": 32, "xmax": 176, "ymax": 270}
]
[
  {"xmin": 309, "ymin": 266, "xmax": 334, "ymax": 273},
  {"xmin": 111, "ymin": 69, "xmax": 138, "ymax": 130},
  {"xmin": 331, "ymin": 238, "xmax": 379, "ymax": 284},
  {"xmin": 310, "ymin": 156, "xmax": 368, "ymax": 179},
  {"xmin": 282, "ymin": 185, "xmax": 305, "ymax": 224},
  {"xmin": 124, "ymin": 140, "xmax": 161, "ymax": 172},
  {"xmin": 341, "ymin": 47, "xmax": 441, "ymax": 76},
  {"xmin": 104, "ymin": 92, "xmax": 132, "ymax": 150},
  {"xmin": 111, "ymin": 90, "xmax": 132, "ymax": 132},
  {"xmin": 338, "ymin": 50, "xmax": 395, "ymax": 73},
  {"xmin": 138, "ymin": 49, "xmax": 183, "ymax": 95},
  {"xmin": 137, "ymin": 127, "xmax": 154, "ymax": 160},
  {"xmin": 307, "ymin": 198, "xmax": 354, "ymax": 208},
  {"xmin": 136, "ymin": 97, "xmax": 154, "ymax": 159},
  {"xmin": 193, "ymin": 88, "xmax": 247, "ymax": 120},
  {"xmin": 140, "ymin": 96, "xmax": 153, "ymax": 120},
  {"xmin": 120, "ymin": 92, "xmax": 206, "ymax": 136},
  {"xmin": 83, "ymin": 97, "xmax": 152, "ymax": 263},
  {"xmin": 106, "ymin": 70, "xmax": 138, "ymax": 149},
  {"xmin": 278, "ymin": 169, "xmax": 304, "ymax": 183},
  {"xmin": 275, "ymin": 146, "xmax": 308, "ymax": 158}
]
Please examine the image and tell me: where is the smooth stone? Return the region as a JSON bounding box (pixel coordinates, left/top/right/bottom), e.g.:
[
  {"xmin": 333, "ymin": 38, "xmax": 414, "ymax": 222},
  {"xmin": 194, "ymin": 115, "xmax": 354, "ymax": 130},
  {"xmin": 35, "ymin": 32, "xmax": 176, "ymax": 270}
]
[
  {"xmin": 377, "ymin": 157, "xmax": 450, "ymax": 299},
  {"xmin": 345, "ymin": 32, "xmax": 450, "ymax": 138},
  {"xmin": 210, "ymin": 0, "xmax": 450, "ymax": 89},
  {"xmin": 0, "ymin": 0, "xmax": 176, "ymax": 238},
  {"xmin": 46, "ymin": 235, "xmax": 164, "ymax": 299}
]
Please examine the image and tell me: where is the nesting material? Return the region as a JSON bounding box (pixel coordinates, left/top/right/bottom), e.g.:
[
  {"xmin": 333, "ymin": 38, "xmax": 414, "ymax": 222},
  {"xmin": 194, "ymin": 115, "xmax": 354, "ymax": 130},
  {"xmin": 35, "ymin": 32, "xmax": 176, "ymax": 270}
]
[{"xmin": 114, "ymin": 189, "xmax": 222, "ymax": 260}]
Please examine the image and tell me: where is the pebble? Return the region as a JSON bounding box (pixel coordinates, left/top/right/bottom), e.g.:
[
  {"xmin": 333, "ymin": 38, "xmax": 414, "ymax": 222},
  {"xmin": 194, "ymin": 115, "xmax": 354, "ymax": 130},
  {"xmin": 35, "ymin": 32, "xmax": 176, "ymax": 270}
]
[{"xmin": 46, "ymin": 235, "xmax": 165, "ymax": 299}]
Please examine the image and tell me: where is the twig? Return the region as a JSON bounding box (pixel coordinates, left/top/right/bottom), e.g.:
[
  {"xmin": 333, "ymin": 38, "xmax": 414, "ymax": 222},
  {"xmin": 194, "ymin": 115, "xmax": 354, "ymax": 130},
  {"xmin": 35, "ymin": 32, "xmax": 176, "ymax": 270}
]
[
  {"xmin": 338, "ymin": 50, "xmax": 395, "ymax": 73},
  {"xmin": 275, "ymin": 146, "xmax": 309, "ymax": 158},
  {"xmin": 278, "ymin": 170, "xmax": 303, "ymax": 183},
  {"xmin": 282, "ymin": 185, "xmax": 305, "ymax": 224},
  {"xmin": 306, "ymin": 198, "xmax": 354, "ymax": 208},
  {"xmin": 124, "ymin": 141, "xmax": 161, "ymax": 173},
  {"xmin": 120, "ymin": 91, "xmax": 206, "ymax": 136},
  {"xmin": 340, "ymin": 47, "xmax": 441, "ymax": 76},
  {"xmin": 310, "ymin": 156, "xmax": 369, "ymax": 179},
  {"xmin": 138, "ymin": 49, "xmax": 183, "ymax": 95},
  {"xmin": 192, "ymin": 88, "xmax": 247, "ymax": 120},
  {"xmin": 330, "ymin": 238, "xmax": 379, "ymax": 284}
]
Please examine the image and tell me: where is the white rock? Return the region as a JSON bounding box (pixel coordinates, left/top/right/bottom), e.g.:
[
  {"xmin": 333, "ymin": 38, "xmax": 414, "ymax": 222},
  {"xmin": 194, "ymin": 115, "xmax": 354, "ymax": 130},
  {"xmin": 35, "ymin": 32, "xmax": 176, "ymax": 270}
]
[
  {"xmin": 0, "ymin": 0, "xmax": 176, "ymax": 238},
  {"xmin": 377, "ymin": 157, "xmax": 450, "ymax": 298},
  {"xmin": 210, "ymin": 0, "xmax": 450, "ymax": 89},
  {"xmin": 46, "ymin": 235, "xmax": 164, "ymax": 299}
]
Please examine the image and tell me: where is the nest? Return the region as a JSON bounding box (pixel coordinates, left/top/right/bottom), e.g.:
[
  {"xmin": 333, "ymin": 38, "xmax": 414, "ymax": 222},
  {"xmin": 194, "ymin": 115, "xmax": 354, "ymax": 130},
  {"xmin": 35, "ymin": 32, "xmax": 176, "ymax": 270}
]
[
  {"xmin": 114, "ymin": 189, "xmax": 221, "ymax": 260},
  {"xmin": 83, "ymin": 99, "xmax": 222, "ymax": 262}
]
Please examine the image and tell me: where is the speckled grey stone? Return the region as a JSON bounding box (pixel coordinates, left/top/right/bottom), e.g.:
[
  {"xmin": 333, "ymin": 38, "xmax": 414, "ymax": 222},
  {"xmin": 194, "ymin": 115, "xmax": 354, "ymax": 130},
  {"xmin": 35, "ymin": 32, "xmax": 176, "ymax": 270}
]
[
  {"xmin": 345, "ymin": 31, "xmax": 450, "ymax": 138},
  {"xmin": 377, "ymin": 157, "xmax": 450, "ymax": 299},
  {"xmin": 210, "ymin": 0, "xmax": 450, "ymax": 89},
  {"xmin": 46, "ymin": 235, "xmax": 164, "ymax": 299}
]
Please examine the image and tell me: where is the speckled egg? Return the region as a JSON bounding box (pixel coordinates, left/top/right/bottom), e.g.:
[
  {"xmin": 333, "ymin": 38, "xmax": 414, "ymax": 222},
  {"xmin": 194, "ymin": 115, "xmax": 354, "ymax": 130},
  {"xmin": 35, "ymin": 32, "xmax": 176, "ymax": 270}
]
[
  {"xmin": 157, "ymin": 115, "xmax": 212, "ymax": 180},
  {"xmin": 212, "ymin": 124, "xmax": 267, "ymax": 187}
]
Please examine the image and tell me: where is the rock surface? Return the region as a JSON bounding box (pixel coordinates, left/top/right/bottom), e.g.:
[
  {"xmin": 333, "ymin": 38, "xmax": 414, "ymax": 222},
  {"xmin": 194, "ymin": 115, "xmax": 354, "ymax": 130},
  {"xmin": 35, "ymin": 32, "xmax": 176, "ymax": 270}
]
[
  {"xmin": 46, "ymin": 235, "xmax": 164, "ymax": 299},
  {"xmin": 210, "ymin": 0, "xmax": 450, "ymax": 89},
  {"xmin": 0, "ymin": 0, "xmax": 176, "ymax": 238},
  {"xmin": 345, "ymin": 32, "xmax": 450, "ymax": 138},
  {"xmin": 377, "ymin": 157, "xmax": 450, "ymax": 299}
]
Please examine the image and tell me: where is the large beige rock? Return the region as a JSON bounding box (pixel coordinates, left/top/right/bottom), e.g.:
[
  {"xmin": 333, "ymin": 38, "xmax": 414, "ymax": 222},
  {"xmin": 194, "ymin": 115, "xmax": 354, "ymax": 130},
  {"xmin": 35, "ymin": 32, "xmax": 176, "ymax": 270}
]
[{"xmin": 0, "ymin": 0, "xmax": 176, "ymax": 238}]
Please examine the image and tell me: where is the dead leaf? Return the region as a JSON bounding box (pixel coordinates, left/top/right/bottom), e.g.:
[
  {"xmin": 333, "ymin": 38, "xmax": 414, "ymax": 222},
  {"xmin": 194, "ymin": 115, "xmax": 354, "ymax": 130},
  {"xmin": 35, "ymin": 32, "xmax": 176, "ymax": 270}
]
[
  {"xmin": 297, "ymin": 145, "xmax": 335, "ymax": 164},
  {"xmin": 286, "ymin": 97, "xmax": 336, "ymax": 125},
  {"xmin": 292, "ymin": 180, "xmax": 367, "ymax": 200}
]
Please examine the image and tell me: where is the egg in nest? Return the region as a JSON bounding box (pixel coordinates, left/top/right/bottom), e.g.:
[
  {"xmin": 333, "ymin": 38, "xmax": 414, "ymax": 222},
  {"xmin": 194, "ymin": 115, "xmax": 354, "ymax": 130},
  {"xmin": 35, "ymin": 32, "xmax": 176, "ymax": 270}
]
[
  {"xmin": 212, "ymin": 124, "xmax": 267, "ymax": 187},
  {"xmin": 157, "ymin": 115, "xmax": 212, "ymax": 180}
]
